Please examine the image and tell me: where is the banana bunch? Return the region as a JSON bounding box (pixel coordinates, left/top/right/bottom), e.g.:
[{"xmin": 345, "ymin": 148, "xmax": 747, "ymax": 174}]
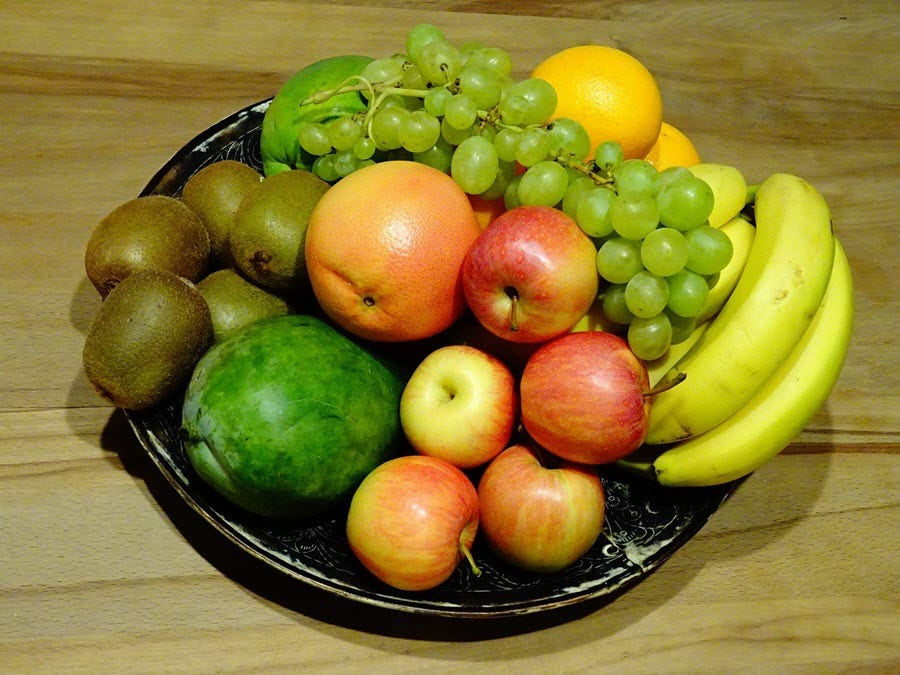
[{"xmin": 623, "ymin": 171, "xmax": 852, "ymax": 486}]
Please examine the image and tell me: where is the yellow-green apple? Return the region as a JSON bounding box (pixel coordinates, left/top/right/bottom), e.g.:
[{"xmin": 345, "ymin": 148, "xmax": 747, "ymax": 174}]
[
  {"xmin": 346, "ymin": 455, "xmax": 480, "ymax": 591},
  {"xmin": 399, "ymin": 345, "xmax": 517, "ymax": 469},
  {"xmin": 477, "ymin": 444, "xmax": 605, "ymax": 573},
  {"xmin": 520, "ymin": 331, "xmax": 650, "ymax": 464},
  {"xmin": 461, "ymin": 205, "xmax": 599, "ymax": 343}
]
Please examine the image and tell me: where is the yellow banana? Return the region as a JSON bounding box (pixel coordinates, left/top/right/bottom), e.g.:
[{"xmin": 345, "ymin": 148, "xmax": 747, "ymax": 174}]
[
  {"xmin": 688, "ymin": 163, "xmax": 748, "ymax": 228},
  {"xmin": 695, "ymin": 215, "xmax": 756, "ymax": 324},
  {"xmin": 645, "ymin": 322, "xmax": 708, "ymax": 387},
  {"xmin": 644, "ymin": 173, "xmax": 835, "ymax": 444},
  {"xmin": 651, "ymin": 238, "xmax": 853, "ymax": 486}
]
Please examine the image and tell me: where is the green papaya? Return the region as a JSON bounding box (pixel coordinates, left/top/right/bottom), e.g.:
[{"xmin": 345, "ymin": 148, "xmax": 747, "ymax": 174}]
[
  {"xmin": 181, "ymin": 314, "xmax": 407, "ymax": 519},
  {"xmin": 260, "ymin": 55, "xmax": 373, "ymax": 176}
]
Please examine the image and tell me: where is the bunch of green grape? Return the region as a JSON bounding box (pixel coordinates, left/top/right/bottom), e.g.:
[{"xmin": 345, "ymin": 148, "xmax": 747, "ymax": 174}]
[
  {"xmin": 568, "ymin": 145, "xmax": 734, "ymax": 361},
  {"xmin": 294, "ymin": 23, "xmax": 732, "ymax": 361},
  {"xmin": 294, "ymin": 23, "xmax": 569, "ymax": 193}
]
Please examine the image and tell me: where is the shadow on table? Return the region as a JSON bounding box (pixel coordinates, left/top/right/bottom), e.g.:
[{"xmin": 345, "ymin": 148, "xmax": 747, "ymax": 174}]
[{"xmin": 93, "ymin": 404, "xmax": 832, "ymax": 650}]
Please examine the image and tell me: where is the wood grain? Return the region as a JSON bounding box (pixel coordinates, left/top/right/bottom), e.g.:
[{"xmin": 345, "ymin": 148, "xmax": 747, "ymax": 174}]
[{"xmin": 1, "ymin": 1, "xmax": 898, "ymax": 671}]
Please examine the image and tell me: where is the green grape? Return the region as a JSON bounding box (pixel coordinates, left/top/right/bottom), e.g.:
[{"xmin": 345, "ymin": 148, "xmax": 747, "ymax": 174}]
[
  {"xmin": 401, "ymin": 63, "xmax": 427, "ymax": 89},
  {"xmin": 298, "ymin": 122, "xmax": 332, "ymax": 156},
  {"xmin": 380, "ymin": 92, "xmax": 421, "ymax": 112},
  {"xmin": 424, "ymin": 86, "xmax": 452, "ymax": 117},
  {"xmin": 512, "ymin": 78, "xmax": 557, "ymax": 124},
  {"xmin": 610, "ymin": 195, "xmax": 660, "ymax": 240},
  {"xmin": 656, "ymin": 174, "xmax": 715, "ymax": 231},
  {"xmin": 440, "ymin": 116, "xmax": 472, "ymax": 145},
  {"xmin": 311, "ymin": 154, "xmax": 338, "ymax": 182},
  {"xmin": 503, "ymin": 175, "xmax": 523, "ymax": 210},
  {"xmin": 417, "ymin": 40, "xmax": 462, "ymax": 85},
  {"xmin": 327, "ymin": 115, "xmax": 362, "ymax": 152},
  {"xmin": 628, "ymin": 313, "xmax": 672, "ymax": 361},
  {"xmin": 332, "ymin": 149, "xmax": 358, "ymax": 177},
  {"xmin": 575, "ymin": 187, "xmax": 616, "ymax": 238},
  {"xmin": 413, "ymin": 136, "xmax": 454, "ymax": 173},
  {"xmin": 624, "ymin": 270, "xmax": 668, "ymax": 318},
  {"xmin": 561, "ymin": 176, "xmax": 595, "ymax": 220},
  {"xmin": 459, "ymin": 65, "xmax": 502, "ymax": 110},
  {"xmin": 614, "ymin": 159, "xmax": 659, "ymax": 198},
  {"xmin": 371, "ymin": 106, "xmax": 407, "ymax": 151},
  {"xmin": 640, "ymin": 227, "xmax": 689, "ymax": 277},
  {"xmin": 594, "ymin": 140, "xmax": 624, "ymax": 173},
  {"xmin": 465, "ymin": 47, "xmax": 512, "ymax": 78},
  {"xmin": 360, "ymin": 57, "xmax": 404, "ymax": 90},
  {"xmin": 400, "ymin": 110, "xmax": 441, "ymax": 153},
  {"xmin": 517, "ymin": 160, "xmax": 569, "ymax": 207},
  {"xmin": 458, "ymin": 40, "xmax": 486, "ymax": 63},
  {"xmin": 667, "ymin": 310, "xmax": 697, "ymax": 345},
  {"xmin": 657, "ymin": 165, "xmax": 692, "ymax": 189},
  {"xmin": 352, "ymin": 136, "xmax": 376, "ymax": 160},
  {"xmin": 498, "ymin": 94, "xmax": 529, "ymax": 125},
  {"xmin": 546, "ymin": 118, "xmax": 591, "ymax": 162},
  {"xmin": 601, "ymin": 284, "xmax": 634, "ymax": 325},
  {"xmin": 493, "ymin": 127, "xmax": 522, "ymax": 162},
  {"xmin": 515, "ymin": 127, "xmax": 551, "ymax": 167},
  {"xmin": 479, "ymin": 160, "xmax": 517, "ymax": 201},
  {"xmin": 451, "ymin": 135, "xmax": 499, "ymax": 194},
  {"xmin": 405, "ymin": 24, "xmax": 445, "ymax": 66},
  {"xmin": 596, "ymin": 237, "xmax": 644, "ymax": 284},
  {"xmin": 666, "ymin": 269, "xmax": 710, "ymax": 317},
  {"xmin": 444, "ymin": 93, "xmax": 478, "ymax": 130},
  {"xmin": 684, "ymin": 224, "xmax": 734, "ymax": 275}
]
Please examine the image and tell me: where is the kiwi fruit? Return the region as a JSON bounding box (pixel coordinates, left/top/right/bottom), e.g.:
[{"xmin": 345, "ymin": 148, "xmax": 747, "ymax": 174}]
[
  {"xmin": 196, "ymin": 268, "xmax": 290, "ymax": 342},
  {"xmin": 85, "ymin": 195, "xmax": 210, "ymax": 297},
  {"xmin": 82, "ymin": 268, "xmax": 213, "ymax": 410},
  {"xmin": 229, "ymin": 169, "xmax": 330, "ymax": 294},
  {"xmin": 180, "ymin": 160, "xmax": 262, "ymax": 268}
]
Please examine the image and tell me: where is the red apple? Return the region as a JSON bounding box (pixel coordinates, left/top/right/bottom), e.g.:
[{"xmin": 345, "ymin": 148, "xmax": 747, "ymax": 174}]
[
  {"xmin": 520, "ymin": 331, "xmax": 651, "ymax": 464},
  {"xmin": 461, "ymin": 205, "xmax": 599, "ymax": 343},
  {"xmin": 477, "ymin": 444, "xmax": 605, "ymax": 573},
  {"xmin": 400, "ymin": 345, "xmax": 517, "ymax": 469},
  {"xmin": 345, "ymin": 455, "xmax": 480, "ymax": 591}
]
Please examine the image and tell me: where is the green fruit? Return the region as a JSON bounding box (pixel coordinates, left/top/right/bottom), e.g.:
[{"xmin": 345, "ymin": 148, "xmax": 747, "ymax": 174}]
[
  {"xmin": 181, "ymin": 314, "xmax": 407, "ymax": 519},
  {"xmin": 180, "ymin": 160, "xmax": 263, "ymax": 268},
  {"xmin": 260, "ymin": 55, "xmax": 373, "ymax": 176},
  {"xmin": 229, "ymin": 169, "xmax": 330, "ymax": 295},
  {"xmin": 83, "ymin": 268, "xmax": 213, "ymax": 410},
  {"xmin": 196, "ymin": 268, "xmax": 290, "ymax": 342}
]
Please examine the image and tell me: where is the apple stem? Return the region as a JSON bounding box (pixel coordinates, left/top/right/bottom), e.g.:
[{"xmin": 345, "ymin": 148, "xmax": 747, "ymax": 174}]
[
  {"xmin": 459, "ymin": 543, "xmax": 482, "ymax": 577},
  {"xmin": 505, "ymin": 287, "xmax": 519, "ymax": 332},
  {"xmin": 645, "ymin": 372, "xmax": 687, "ymax": 397}
]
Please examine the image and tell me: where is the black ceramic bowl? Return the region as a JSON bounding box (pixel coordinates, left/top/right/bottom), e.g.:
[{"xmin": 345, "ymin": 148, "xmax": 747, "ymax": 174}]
[{"xmin": 125, "ymin": 98, "xmax": 735, "ymax": 618}]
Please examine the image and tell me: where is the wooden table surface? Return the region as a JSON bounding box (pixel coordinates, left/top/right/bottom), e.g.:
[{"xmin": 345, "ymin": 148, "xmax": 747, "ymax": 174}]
[{"xmin": 2, "ymin": 1, "xmax": 898, "ymax": 672}]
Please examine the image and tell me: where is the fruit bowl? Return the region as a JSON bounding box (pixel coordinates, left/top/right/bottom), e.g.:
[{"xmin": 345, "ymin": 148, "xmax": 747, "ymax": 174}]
[{"xmin": 126, "ymin": 98, "xmax": 736, "ymax": 618}]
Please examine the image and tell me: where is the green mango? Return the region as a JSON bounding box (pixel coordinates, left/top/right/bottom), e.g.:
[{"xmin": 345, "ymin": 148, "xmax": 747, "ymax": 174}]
[
  {"xmin": 260, "ymin": 55, "xmax": 373, "ymax": 176},
  {"xmin": 181, "ymin": 314, "xmax": 407, "ymax": 519}
]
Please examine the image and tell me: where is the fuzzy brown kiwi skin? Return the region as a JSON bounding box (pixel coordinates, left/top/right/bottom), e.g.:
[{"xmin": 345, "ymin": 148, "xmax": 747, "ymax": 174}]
[
  {"xmin": 82, "ymin": 268, "xmax": 213, "ymax": 410},
  {"xmin": 196, "ymin": 268, "xmax": 290, "ymax": 342},
  {"xmin": 180, "ymin": 160, "xmax": 263, "ymax": 269},
  {"xmin": 84, "ymin": 195, "xmax": 211, "ymax": 298}
]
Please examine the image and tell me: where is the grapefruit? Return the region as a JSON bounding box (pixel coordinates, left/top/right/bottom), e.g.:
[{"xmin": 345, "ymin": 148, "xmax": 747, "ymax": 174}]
[{"xmin": 305, "ymin": 161, "xmax": 481, "ymax": 342}]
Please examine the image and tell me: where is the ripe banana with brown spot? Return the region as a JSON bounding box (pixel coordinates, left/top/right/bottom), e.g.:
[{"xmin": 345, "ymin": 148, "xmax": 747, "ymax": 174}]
[
  {"xmin": 688, "ymin": 163, "xmax": 748, "ymax": 228},
  {"xmin": 644, "ymin": 173, "xmax": 835, "ymax": 444},
  {"xmin": 650, "ymin": 238, "xmax": 853, "ymax": 486}
]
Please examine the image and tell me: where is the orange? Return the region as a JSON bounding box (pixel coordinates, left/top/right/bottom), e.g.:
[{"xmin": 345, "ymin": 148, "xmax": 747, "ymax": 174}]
[
  {"xmin": 468, "ymin": 194, "xmax": 506, "ymax": 230},
  {"xmin": 305, "ymin": 161, "xmax": 482, "ymax": 342},
  {"xmin": 644, "ymin": 121, "xmax": 701, "ymax": 170},
  {"xmin": 531, "ymin": 45, "xmax": 663, "ymax": 160}
]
